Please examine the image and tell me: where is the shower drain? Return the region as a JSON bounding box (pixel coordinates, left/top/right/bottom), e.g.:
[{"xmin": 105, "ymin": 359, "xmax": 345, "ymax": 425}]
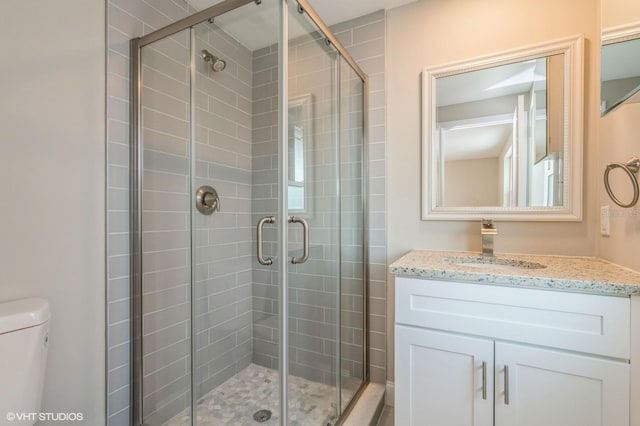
[{"xmin": 253, "ymin": 409, "xmax": 272, "ymax": 423}]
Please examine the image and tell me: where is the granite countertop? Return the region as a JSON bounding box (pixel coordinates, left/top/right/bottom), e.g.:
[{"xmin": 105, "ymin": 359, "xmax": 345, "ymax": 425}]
[{"xmin": 389, "ymin": 250, "xmax": 640, "ymax": 296}]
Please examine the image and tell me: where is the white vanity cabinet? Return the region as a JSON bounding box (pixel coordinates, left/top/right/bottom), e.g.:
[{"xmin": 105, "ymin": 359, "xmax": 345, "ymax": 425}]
[
  {"xmin": 494, "ymin": 342, "xmax": 629, "ymax": 426},
  {"xmin": 396, "ymin": 325, "xmax": 494, "ymax": 425},
  {"xmin": 395, "ymin": 276, "xmax": 633, "ymax": 426}
]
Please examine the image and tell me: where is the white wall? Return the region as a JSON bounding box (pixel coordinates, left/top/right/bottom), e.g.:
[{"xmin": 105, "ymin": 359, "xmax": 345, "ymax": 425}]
[
  {"xmin": 386, "ymin": 0, "xmax": 599, "ymax": 381},
  {"xmin": 597, "ymin": 0, "xmax": 640, "ymax": 272},
  {"xmin": 602, "ymin": 0, "xmax": 640, "ymax": 29},
  {"xmin": 0, "ymin": 1, "xmax": 105, "ymax": 423},
  {"xmin": 444, "ymin": 158, "xmax": 500, "ymax": 207},
  {"xmin": 597, "ymin": 103, "xmax": 640, "ymax": 270}
]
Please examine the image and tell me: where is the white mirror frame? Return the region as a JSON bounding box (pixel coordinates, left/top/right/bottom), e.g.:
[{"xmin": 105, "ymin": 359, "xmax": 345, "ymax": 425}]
[{"xmin": 422, "ymin": 35, "xmax": 584, "ymax": 221}]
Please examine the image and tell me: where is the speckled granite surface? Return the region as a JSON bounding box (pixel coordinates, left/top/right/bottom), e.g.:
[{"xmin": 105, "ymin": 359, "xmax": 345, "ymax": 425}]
[{"xmin": 389, "ymin": 250, "xmax": 640, "ymax": 296}]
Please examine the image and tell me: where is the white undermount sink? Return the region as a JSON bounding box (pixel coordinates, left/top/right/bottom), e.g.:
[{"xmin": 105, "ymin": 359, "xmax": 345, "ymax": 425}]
[{"xmin": 447, "ymin": 256, "xmax": 547, "ymax": 271}]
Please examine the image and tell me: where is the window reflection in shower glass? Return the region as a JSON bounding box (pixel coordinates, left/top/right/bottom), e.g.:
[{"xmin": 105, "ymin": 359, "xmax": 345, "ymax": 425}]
[{"xmin": 288, "ymin": 95, "xmax": 313, "ymax": 212}]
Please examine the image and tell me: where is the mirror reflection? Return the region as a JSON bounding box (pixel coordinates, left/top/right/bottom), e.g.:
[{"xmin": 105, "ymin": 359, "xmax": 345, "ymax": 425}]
[
  {"xmin": 601, "ymin": 0, "xmax": 640, "ymax": 115},
  {"xmin": 422, "ymin": 36, "xmax": 583, "ymax": 221},
  {"xmin": 436, "ymin": 55, "xmax": 564, "ymax": 208},
  {"xmin": 601, "ymin": 32, "xmax": 640, "ymax": 115}
]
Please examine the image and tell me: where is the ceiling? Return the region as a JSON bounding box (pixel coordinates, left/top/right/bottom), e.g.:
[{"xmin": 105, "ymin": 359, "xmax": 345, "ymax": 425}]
[
  {"xmin": 437, "ymin": 58, "xmax": 547, "ymax": 107},
  {"xmin": 436, "ymin": 58, "xmax": 546, "ymax": 161},
  {"xmin": 443, "ymin": 122, "xmax": 512, "ymax": 161},
  {"xmin": 187, "ymin": 0, "xmax": 417, "ymax": 50},
  {"xmin": 601, "ymin": 38, "xmax": 640, "ymax": 81}
]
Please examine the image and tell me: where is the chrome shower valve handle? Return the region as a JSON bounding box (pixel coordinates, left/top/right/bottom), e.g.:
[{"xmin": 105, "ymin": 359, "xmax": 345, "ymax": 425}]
[{"xmin": 196, "ymin": 185, "xmax": 220, "ymax": 215}]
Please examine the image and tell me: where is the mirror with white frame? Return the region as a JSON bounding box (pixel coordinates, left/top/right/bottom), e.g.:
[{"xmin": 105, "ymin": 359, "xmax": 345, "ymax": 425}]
[
  {"xmin": 601, "ymin": 0, "xmax": 640, "ymax": 115},
  {"xmin": 422, "ymin": 36, "xmax": 584, "ymax": 221}
]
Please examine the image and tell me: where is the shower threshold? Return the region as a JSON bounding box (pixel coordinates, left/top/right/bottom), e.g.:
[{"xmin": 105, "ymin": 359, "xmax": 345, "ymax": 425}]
[{"xmin": 164, "ymin": 363, "xmax": 360, "ymax": 426}]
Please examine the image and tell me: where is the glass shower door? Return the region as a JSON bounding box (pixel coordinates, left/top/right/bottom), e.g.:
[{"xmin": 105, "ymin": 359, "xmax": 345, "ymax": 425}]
[
  {"xmin": 190, "ymin": 3, "xmax": 281, "ymax": 424},
  {"xmin": 286, "ymin": 3, "xmax": 341, "ymax": 424},
  {"xmin": 339, "ymin": 55, "xmax": 366, "ymax": 415},
  {"xmin": 135, "ymin": 1, "xmax": 284, "ymax": 424},
  {"xmin": 133, "ymin": 1, "xmax": 368, "ymax": 424},
  {"xmin": 137, "ymin": 27, "xmax": 194, "ymax": 426}
]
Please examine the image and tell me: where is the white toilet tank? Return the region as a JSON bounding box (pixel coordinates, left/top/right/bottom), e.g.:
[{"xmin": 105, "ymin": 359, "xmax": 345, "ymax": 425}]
[{"xmin": 0, "ymin": 298, "xmax": 50, "ymax": 424}]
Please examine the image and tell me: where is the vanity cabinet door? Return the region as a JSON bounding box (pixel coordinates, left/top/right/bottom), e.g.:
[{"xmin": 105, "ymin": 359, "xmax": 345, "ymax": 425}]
[
  {"xmin": 395, "ymin": 325, "xmax": 494, "ymax": 426},
  {"xmin": 494, "ymin": 342, "xmax": 630, "ymax": 426}
]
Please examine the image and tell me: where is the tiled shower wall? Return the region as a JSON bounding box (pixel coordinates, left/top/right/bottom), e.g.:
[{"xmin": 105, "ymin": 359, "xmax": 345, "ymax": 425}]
[
  {"xmin": 251, "ymin": 26, "xmax": 340, "ymax": 381},
  {"xmin": 107, "ymin": 1, "xmax": 193, "ymax": 424},
  {"xmin": 250, "ymin": 40, "xmax": 281, "ymax": 371},
  {"xmin": 109, "ymin": 8, "xmax": 257, "ymax": 423},
  {"xmin": 191, "ymin": 22, "xmax": 255, "ymax": 399},
  {"xmin": 139, "ymin": 29, "xmax": 192, "ymax": 424},
  {"xmin": 249, "ymin": 7, "xmax": 388, "ymax": 389},
  {"xmin": 106, "ymin": 2, "xmax": 387, "ymax": 424},
  {"xmin": 340, "ymin": 59, "xmax": 367, "ymax": 385},
  {"xmin": 138, "ymin": 21, "xmax": 257, "ymax": 425},
  {"xmin": 332, "ymin": 10, "xmax": 387, "ymax": 385},
  {"xmin": 250, "ymin": 12, "xmax": 370, "ymax": 387}
]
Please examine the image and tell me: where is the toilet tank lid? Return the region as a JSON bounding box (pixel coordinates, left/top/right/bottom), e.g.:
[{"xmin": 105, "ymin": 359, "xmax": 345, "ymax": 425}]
[{"xmin": 0, "ymin": 298, "xmax": 50, "ymax": 334}]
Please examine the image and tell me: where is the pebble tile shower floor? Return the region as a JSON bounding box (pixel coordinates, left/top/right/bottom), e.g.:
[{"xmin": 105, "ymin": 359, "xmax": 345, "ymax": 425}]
[{"xmin": 165, "ymin": 364, "xmax": 359, "ymax": 426}]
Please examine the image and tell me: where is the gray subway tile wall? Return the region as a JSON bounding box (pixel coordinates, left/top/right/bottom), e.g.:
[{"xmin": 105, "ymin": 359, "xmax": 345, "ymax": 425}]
[
  {"xmin": 340, "ymin": 57, "xmax": 367, "ymax": 386},
  {"xmin": 107, "ymin": 1, "xmax": 387, "ymax": 424},
  {"xmin": 107, "ymin": 1, "xmax": 193, "ymax": 424},
  {"xmin": 141, "ymin": 16, "xmax": 260, "ymax": 425},
  {"xmin": 140, "ymin": 27, "xmax": 192, "ymax": 425},
  {"xmin": 250, "ymin": 9, "xmax": 344, "ymax": 385},
  {"xmin": 249, "ymin": 7, "xmax": 387, "ymax": 391},
  {"xmin": 250, "ymin": 37, "xmax": 279, "ymax": 371},
  {"xmin": 336, "ymin": 11, "xmax": 387, "ymax": 384},
  {"xmin": 191, "ymin": 18, "xmax": 256, "ymax": 403}
]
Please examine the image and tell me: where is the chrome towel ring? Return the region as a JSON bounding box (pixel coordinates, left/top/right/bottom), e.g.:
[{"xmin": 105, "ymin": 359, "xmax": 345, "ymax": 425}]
[{"xmin": 604, "ymin": 157, "xmax": 640, "ymax": 208}]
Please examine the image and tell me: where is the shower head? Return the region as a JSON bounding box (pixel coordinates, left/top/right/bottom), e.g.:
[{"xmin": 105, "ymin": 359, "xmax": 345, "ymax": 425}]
[
  {"xmin": 201, "ymin": 49, "xmax": 226, "ymax": 72},
  {"xmin": 211, "ymin": 57, "xmax": 226, "ymax": 72}
]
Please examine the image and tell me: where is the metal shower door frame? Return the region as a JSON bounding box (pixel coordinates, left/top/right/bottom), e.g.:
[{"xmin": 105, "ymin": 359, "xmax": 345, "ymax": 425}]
[{"xmin": 129, "ymin": 0, "xmax": 370, "ymax": 424}]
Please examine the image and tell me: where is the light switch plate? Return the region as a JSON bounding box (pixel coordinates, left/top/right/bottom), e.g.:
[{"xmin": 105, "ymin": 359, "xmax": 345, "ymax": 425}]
[{"xmin": 601, "ymin": 205, "xmax": 610, "ymax": 236}]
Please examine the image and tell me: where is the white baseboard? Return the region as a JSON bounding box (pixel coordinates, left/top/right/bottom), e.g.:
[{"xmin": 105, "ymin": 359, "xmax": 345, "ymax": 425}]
[{"xmin": 385, "ymin": 381, "xmax": 395, "ymax": 407}]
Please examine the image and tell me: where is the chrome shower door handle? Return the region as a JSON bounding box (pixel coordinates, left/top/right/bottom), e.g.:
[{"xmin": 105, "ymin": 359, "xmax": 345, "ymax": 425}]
[
  {"xmin": 257, "ymin": 216, "xmax": 275, "ymax": 265},
  {"xmin": 288, "ymin": 216, "xmax": 309, "ymax": 264}
]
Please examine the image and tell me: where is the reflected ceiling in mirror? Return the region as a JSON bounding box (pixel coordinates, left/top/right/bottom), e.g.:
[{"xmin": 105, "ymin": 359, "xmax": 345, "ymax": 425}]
[
  {"xmin": 422, "ymin": 36, "xmax": 584, "ymax": 221},
  {"xmin": 601, "ymin": 0, "xmax": 640, "ymax": 115},
  {"xmin": 601, "ymin": 31, "xmax": 640, "ymax": 115}
]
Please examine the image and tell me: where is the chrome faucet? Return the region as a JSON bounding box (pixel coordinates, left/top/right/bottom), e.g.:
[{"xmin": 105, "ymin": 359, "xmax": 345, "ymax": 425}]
[{"xmin": 481, "ymin": 219, "xmax": 497, "ymax": 258}]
